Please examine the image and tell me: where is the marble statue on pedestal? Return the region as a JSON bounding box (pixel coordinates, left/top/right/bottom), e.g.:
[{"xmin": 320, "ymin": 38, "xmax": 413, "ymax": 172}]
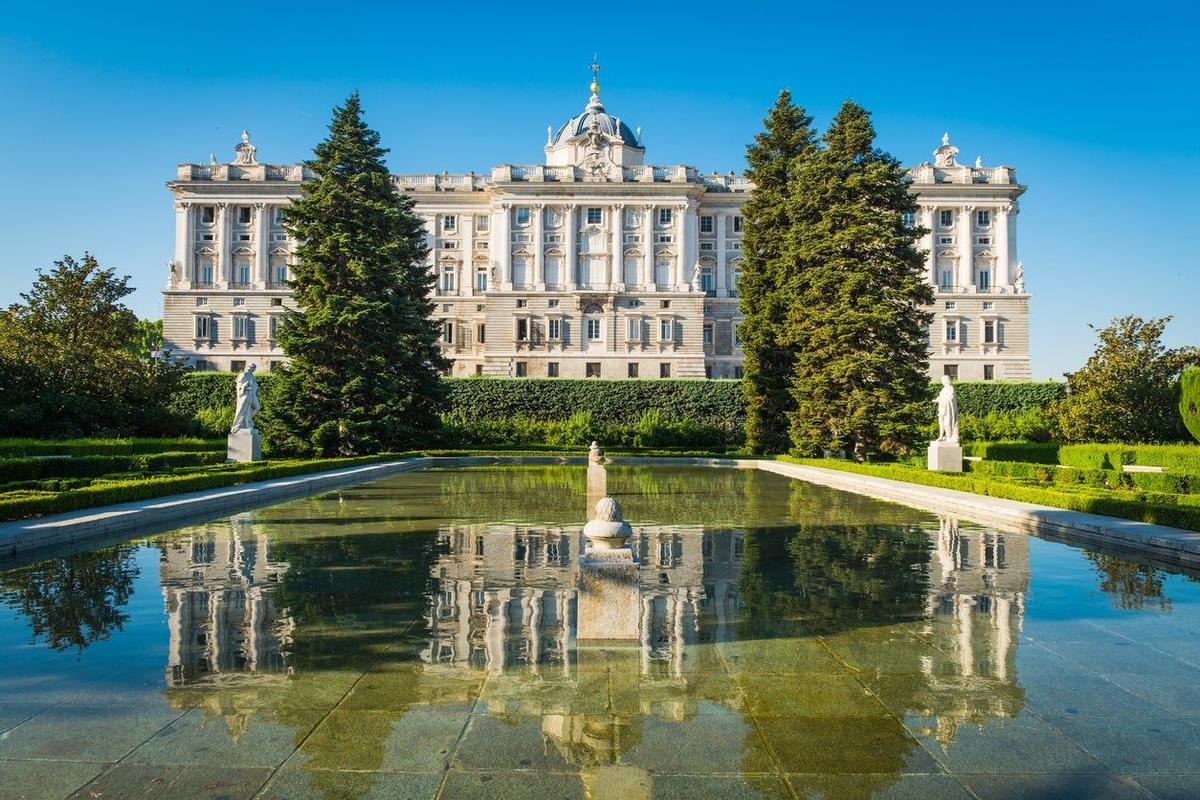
[
  {"xmin": 928, "ymin": 375, "xmax": 963, "ymax": 472},
  {"xmin": 228, "ymin": 364, "xmax": 263, "ymax": 462}
]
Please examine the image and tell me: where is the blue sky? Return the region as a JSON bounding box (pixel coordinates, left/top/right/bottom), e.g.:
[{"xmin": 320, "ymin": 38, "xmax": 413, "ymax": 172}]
[{"xmin": 1, "ymin": 1, "xmax": 1196, "ymax": 380}]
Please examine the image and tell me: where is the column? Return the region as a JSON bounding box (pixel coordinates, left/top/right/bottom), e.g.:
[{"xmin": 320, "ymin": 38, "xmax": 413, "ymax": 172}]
[
  {"xmin": 715, "ymin": 211, "xmax": 728, "ymax": 298},
  {"xmin": 959, "ymin": 205, "xmax": 974, "ymax": 290},
  {"xmin": 564, "ymin": 204, "xmax": 577, "ymax": 290},
  {"xmin": 254, "ymin": 203, "xmax": 270, "ymax": 287},
  {"xmin": 641, "ymin": 204, "xmax": 654, "ymax": 289},
  {"xmin": 533, "ymin": 204, "xmax": 545, "ymax": 291},
  {"xmin": 610, "ymin": 203, "xmax": 624, "ymax": 290},
  {"xmin": 422, "ymin": 213, "xmax": 438, "ymax": 294},
  {"xmin": 497, "ymin": 204, "xmax": 512, "ymax": 290},
  {"xmin": 682, "ymin": 200, "xmax": 698, "ymax": 291},
  {"xmin": 675, "ymin": 202, "xmax": 688, "ymax": 290},
  {"xmin": 921, "ymin": 205, "xmax": 937, "ymax": 287},
  {"xmin": 462, "ymin": 214, "xmax": 475, "ymax": 297},
  {"xmin": 173, "ymin": 201, "xmax": 193, "ymax": 287},
  {"xmin": 995, "ymin": 203, "xmax": 1011, "ymax": 290},
  {"xmin": 215, "ymin": 202, "xmax": 230, "ymax": 287}
]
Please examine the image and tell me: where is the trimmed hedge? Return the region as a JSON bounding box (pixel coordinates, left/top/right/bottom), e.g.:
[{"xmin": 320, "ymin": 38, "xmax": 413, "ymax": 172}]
[
  {"xmin": 170, "ymin": 373, "xmax": 1064, "ymax": 435},
  {"xmin": 963, "ymin": 441, "xmax": 1061, "ymax": 464},
  {"xmin": 0, "ymin": 438, "xmax": 223, "ymax": 458},
  {"xmin": 0, "ymin": 454, "xmax": 401, "ymax": 521},
  {"xmin": 1057, "ymin": 444, "xmax": 1200, "ymax": 472},
  {"xmin": 966, "ymin": 459, "xmax": 1199, "ymax": 495},
  {"xmin": 0, "ymin": 451, "xmax": 225, "ymax": 484},
  {"xmin": 784, "ymin": 457, "xmax": 1200, "ymax": 532}
]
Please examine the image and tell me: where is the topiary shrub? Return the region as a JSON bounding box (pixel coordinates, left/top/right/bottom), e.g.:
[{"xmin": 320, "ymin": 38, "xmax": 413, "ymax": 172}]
[{"xmin": 1181, "ymin": 367, "xmax": 1200, "ymax": 443}]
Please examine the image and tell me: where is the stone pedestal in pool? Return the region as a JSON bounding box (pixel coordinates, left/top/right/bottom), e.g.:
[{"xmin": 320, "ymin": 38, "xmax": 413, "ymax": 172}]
[
  {"xmin": 586, "ymin": 441, "xmax": 607, "ymax": 519},
  {"xmin": 578, "ymin": 496, "xmax": 639, "ymax": 641},
  {"xmin": 927, "ymin": 439, "xmax": 963, "ymax": 472},
  {"xmin": 227, "ymin": 429, "xmax": 262, "ymax": 463}
]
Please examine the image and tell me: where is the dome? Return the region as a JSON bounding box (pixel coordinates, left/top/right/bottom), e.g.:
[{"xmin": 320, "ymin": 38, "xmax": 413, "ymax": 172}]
[{"xmin": 551, "ymin": 93, "xmax": 642, "ymax": 149}]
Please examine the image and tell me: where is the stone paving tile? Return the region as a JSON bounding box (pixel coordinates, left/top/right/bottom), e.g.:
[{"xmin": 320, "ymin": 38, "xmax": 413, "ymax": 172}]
[
  {"xmin": 339, "ymin": 667, "xmax": 483, "ymax": 712},
  {"xmin": 621, "ymin": 713, "xmax": 775, "ymax": 774},
  {"xmin": 1018, "ymin": 666, "xmax": 1169, "ymax": 717},
  {"xmin": 905, "ymin": 713, "xmax": 1108, "ymax": 775},
  {"xmin": 0, "ymin": 703, "xmax": 51, "ymax": 733},
  {"xmin": 820, "ymin": 630, "xmax": 944, "ymax": 676},
  {"xmin": 123, "ymin": 708, "xmax": 325, "ymax": 768},
  {"xmin": 735, "ymin": 673, "xmax": 891, "ymax": 718},
  {"xmin": 0, "ymin": 760, "xmax": 105, "ymax": 800},
  {"xmin": 154, "ymin": 671, "xmax": 363, "ymax": 714},
  {"xmin": 717, "ymin": 638, "xmax": 846, "ymax": 675},
  {"xmin": 256, "ymin": 768, "xmax": 442, "ymax": 800},
  {"xmin": 755, "ymin": 716, "xmax": 941, "ymax": 775},
  {"xmin": 1036, "ymin": 637, "xmax": 1200, "ymax": 677},
  {"xmin": 452, "ymin": 713, "xmax": 587, "ymax": 771},
  {"xmin": 959, "ymin": 772, "xmax": 1153, "ymax": 800},
  {"xmin": 0, "ymin": 673, "xmax": 89, "ymax": 705},
  {"xmin": 786, "ymin": 773, "xmax": 973, "ymax": 800},
  {"xmin": 1128, "ymin": 774, "xmax": 1200, "ymax": 800},
  {"xmin": 1040, "ymin": 714, "xmax": 1200, "ymax": 774},
  {"xmin": 1100, "ymin": 671, "xmax": 1200, "ymax": 715},
  {"xmin": 67, "ymin": 764, "xmax": 273, "ymax": 800},
  {"xmin": 863, "ymin": 674, "xmax": 1021, "ymax": 720},
  {"xmin": 652, "ymin": 773, "xmax": 791, "ymax": 799},
  {"xmin": 0, "ymin": 704, "xmax": 185, "ymax": 762},
  {"xmin": 439, "ymin": 770, "xmax": 585, "ymax": 800},
  {"xmin": 290, "ymin": 706, "xmax": 471, "ymax": 772}
]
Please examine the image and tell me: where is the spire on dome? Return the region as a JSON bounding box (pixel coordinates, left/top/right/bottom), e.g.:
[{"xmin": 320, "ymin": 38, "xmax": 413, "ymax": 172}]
[{"xmin": 587, "ymin": 55, "xmax": 604, "ymax": 112}]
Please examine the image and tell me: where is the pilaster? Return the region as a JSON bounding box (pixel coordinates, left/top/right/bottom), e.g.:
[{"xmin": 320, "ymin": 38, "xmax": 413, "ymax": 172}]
[
  {"xmin": 641, "ymin": 204, "xmax": 654, "ymax": 290},
  {"xmin": 564, "ymin": 204, "xmax": 577, "ymax": 290},
  {"xmin": 610, "ymin": 203, "xmax": 624, "ymax": 290},
  {"xmin": 174, "ymin": 201, "xmax": 193, "ymax": 289},
  {"xmin": 498, "ymin": 204, "xmax": 513, "ymax": 291},
  {"xmin": 533, "ymin": 204, "xmax": 545, "ymax": 291},
  {"xmin": 715, "ymin": 211, "xmax": 728, "ymax": 298},
  {"xmin": 254, "ymin": 202, "xmax": 269, "ymax": 287},
  {"xmin": 920, "ymin": 204, "xmax": 937, "ymax": 287},
  {"xmin": 216, "ymin": 202, "xmax": 230, "ymax": 288},
  {"xmin": 462, "ymin": 214, "xmax": 475, "ymax": 297},
  {"xmin": 959, "ymin": 205, "xmax": 974, "ymax": 291}
]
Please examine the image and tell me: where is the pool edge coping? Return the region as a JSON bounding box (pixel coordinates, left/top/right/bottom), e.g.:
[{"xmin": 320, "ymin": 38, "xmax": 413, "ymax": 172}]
[{"xmin": 2, "ymin": 454, "xmax": 1199, "ymax": 568}]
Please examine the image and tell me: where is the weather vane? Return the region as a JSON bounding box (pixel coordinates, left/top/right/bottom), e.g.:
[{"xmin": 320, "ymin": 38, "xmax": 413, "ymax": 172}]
[{"xmin": 589, "ymin": 55, "xmax": 601, "ymax": 94}]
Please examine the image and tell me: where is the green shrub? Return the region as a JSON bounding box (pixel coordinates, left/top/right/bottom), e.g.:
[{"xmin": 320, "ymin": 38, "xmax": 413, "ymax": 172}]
[
  {"xmin": 193, "ymin": 406, "xmax": 234, "ymax": 438},
  {"xmin": 950, "ymin": 382, "xmax": 1067, "ymax": 416},
  {"xmin": 1179, "ymin": 366, "xmax": 1200, "ymax": 443},
  {"xmin": 962, "ymin": 441, "xmax": 1061, "ymax": 464},
  {"xmin": 1058, "ymin": 444, "xmax": 1200, "ymax": 472},
  {"xmin": 0, "ymin": 438, "xmax": 223, "ymax": 458}
]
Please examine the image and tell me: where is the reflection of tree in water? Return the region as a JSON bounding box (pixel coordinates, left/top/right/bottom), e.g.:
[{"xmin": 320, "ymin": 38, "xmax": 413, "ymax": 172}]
[
  {"xmin": 1085, "ymin": 551, "xmax": 1171, "ymax": 611},
  {"xmin": 0, "ymin": 545, "xmax": 139, "ymax": 651}
]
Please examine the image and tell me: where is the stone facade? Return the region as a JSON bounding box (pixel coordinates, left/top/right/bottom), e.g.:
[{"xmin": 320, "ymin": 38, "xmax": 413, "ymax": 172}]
[{"xmin": 162, "ymin": 83, "xmax": 1031, "ymax": 381}]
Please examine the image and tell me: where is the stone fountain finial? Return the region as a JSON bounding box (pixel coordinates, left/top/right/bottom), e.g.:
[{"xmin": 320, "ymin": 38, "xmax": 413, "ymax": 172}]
[
  {"xmin": 583, "ymin": 496, "xmax": 632, "ymax": 550},
  {"xmin": 589, "ymin": 440, "xmax": 604, "ymax": 464}
]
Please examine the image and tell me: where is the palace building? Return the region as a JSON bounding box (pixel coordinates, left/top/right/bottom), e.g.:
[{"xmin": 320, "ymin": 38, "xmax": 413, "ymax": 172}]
[{"xmin": 162, "ymin": 71, "xmax": 1031, "ymax": 380}]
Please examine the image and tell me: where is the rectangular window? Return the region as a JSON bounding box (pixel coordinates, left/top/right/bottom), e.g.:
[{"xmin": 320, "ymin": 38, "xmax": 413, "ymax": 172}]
[
  {"xmin": 547, "ymin": 362, "xmax": 559, "ymax": 377},
  {"xmin": 195, "ymin": 316, "xmax": 211, "ymax": 339},
  {"xmin": 699, "ymin": 241, "xmax": 715, "ymax": 251},
  {"xmin": 944, "ymin": 301, "xmax": 956, "ymax": 310},
  {"xmin": 983, "ymin": 364, "xmax": 995, "ymax": 380},
  {"xmin": 977, "ymin": 210, "xmax": 991, "ymax": 227},
  {"xmin": 977, "ymin": 237, "xmax": 991, "ymax": 246},
  {"xmin": 586, "ymin": 207, "xmax": 603, "ymax": 225},
  {"xmin": 232, "ymin": 297, "xmax": 245, "ymax": 307},
  {"xmin": 700, "ymin": 267, "xmax": 714, "ymax": 294},
  {"xmin": 269, "ymin": 315, "xmax": 279, "ymax": 339},
  {"xmin": 442, "ymin": 241, "xmax": 458, "ymax": 249},
  {"xmin": 516, "ymin": 319, "xmax": 528, "ymax": 341},
  {"xmin": 516, "ymin": 299, "xmax": 528, "ymax": 308},
  {"xmin": 442, "ymin": 215, "xmax": 457, "ymax": 232},
  {"xmin": 475, "ymin": 215, "xmax": 489, "ymax": 232},
  {"xmin": 475, "ymin": 269, "xmax": 488, "ymax": 291},
  {"xmin": 475, "ymin": 364, "xmax": 484, "ymax": 376},
  {"xmin": 658, "ymin": 208, "xmax": 673, "ymax": 226},
  {"xmin": 273, "ymin": 207, "xmax": 285, "ymax": 224},
  {"xmin": 939, "ymin": 236, "xmax": 954, "ymax": 245},
  {"xmin": 627, "ymin": 317, "xmax": 642, "ymax": 341},
  {"xmin": 732, "ymin": 215, "xmax": 743, "ymax": 233},
  {"xmin": 200, "ymin": 205, "xmax": 215, "ymax": 224},
  {"xmin": 548, "ymin": 318, "xmax": 561, "ymax": 340},
  {"xmin": 977, "ymin": 270, "xmax": 990, "ymax": 290},
  {"xmin": 586, "ymin": 319, "xmax": 601, "ymax": 341},
  {"xmin": 440, "ymin": 266, "xmax": 456, "ymax": 293},
  {"xmin": 699, "ymin": 215, "xmax": 713, "ymax": 233},
  {"xmin": 195, "ymin": 297, "xmax": 207, "ymax": 306},
  {"xmin": 901, "ymin": 211, "xmax": 916, "ymax": 227},
  {"xmin": 237, "ymin": 206, "xmax": 252, "ymax": 225},
  {"xmin": 442, "ymin": 321, "xmax": 454, "ymax": 343},
  {"xmin": 236, "ymin": 259, "xmax": 251, "ymax": 286},
  {"xmin": 477, "ymin": 323, "xmax": 486, "ymax": 344},
  {"xmin": 984, "ymin": 320, "xmax": 996, "ymax": 344},
  {"xmin": 586, "ymin": 362, "xmax": 601, "ymax": 378},
  {"xmin": 515, "ymin": 207, "xmax": 530, "ymax": 226},
  {"xmin": 659, "ymin": 319, "xmax": 673, "ymax": 342},
  {"xmin": 232, "ymin": 316, "xmax": 248, "ymax": 340},
  {"xmin": 944, "ymin": 364, "xmax": 959, "ymax": 379},
  {"xmin": 703, "ymin": 323, "xmax": 714, "ymax": 345},
  {"xmin": 627, "ymin": 363, "xmax": 639, "ymax": 378},
  {"xmin": 230, "ymin": 360, "xmax": 246, "ymax": 373},
  {"xmin": 660, "ymin": 363, "xmax": 671, "ymax": 378},
  {"xmin": 515, "ymin": 361, "xmax": 527, "ymax": 377},
  {"xmin": 655, "ymin": 234, "xmax": 674, "ymax": 244},
  {"xmin": 945, "ymin": 320, "xmax": 957, "ymax": 342},
  {"xmin": 734, "ymin": 365, "xmax": 744, "ymax": 379},
  {"xmin": 939, "ymin": 209, "xmax": 953, "ymax": 227},
  {"xmin": 982, "ymin": 301, "xmax": 994, "ymax": 310},
  {"xmin": 273, "ymin": 260, "xmax": 288, "ymax": 285}
]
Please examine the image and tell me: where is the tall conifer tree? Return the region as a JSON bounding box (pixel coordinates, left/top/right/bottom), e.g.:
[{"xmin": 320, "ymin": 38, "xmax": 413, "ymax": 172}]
[
  {"xmin": 738, "ymin": 91, "xmax": 816, "ymax": 453},
  {"xmin": 267, "ymin": 93, "xmax": 447, "ymax": 456},
  {"xmin": 783, "ymin": 102, "xmax": 934, "ymax": 458}
]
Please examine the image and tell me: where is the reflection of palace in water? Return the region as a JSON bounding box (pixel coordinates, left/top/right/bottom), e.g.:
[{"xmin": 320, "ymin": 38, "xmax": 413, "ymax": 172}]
[{"xmin": 158, "ymin": 514, "xmax": 294, "ymax": 685}]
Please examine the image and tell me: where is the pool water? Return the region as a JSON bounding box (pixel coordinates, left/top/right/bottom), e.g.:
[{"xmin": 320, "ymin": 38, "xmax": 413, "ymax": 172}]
[{"xmin": 2, "ymin": 466, "xmax": 1200, "ymax": 799}]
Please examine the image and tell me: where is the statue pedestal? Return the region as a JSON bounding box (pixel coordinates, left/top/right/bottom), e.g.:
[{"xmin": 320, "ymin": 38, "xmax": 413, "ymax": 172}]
[
  {"xmin": 578, "ymin": 547, "xmax": 640, "ymax": 641},
  {"xmin": 227, "ymin": 429, "xmax": 262, "ymax": 463},
  {"xmin": 927, "ymin": 440, "xmax": 963, "ymax": 472}
]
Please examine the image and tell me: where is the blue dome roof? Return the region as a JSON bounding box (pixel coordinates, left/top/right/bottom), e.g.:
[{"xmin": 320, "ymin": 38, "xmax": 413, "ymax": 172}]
[{"xmin": 552, "ymin": 96, "xmax": 642, "ymax": 148}]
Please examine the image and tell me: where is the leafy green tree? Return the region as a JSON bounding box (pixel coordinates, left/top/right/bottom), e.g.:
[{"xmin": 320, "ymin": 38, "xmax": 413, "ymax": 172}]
[
  {"xmin": 133, "ymin": 318, "xmax": 164, "ymax": 359},
  {"xmin": 0, "ymin": 254, "xmax": 185, "ymax": 436},
  {"xmin": 1052, "ymin": 315, "xmax": 1198, "ymax": 443},
  {"xmin": 783, "ymin": 102, "xmax": 934, "ymax": 458},
  {"xmin": 738, "ymin": 90, "xmax": 817, "ymax": 454},
  {"xmin": 1178, "ymin": 366, "xmax": 1200, "ymax": 443},
  {"xmin": 265, "ymin": 93, "xmax": 448, "ymax": 455}
]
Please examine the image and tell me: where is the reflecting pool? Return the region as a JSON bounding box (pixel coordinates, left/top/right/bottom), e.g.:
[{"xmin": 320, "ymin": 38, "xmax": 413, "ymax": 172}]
[{"xmin": 2, "ymin": 466, "xmax": 1200, "ymax": 799}]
